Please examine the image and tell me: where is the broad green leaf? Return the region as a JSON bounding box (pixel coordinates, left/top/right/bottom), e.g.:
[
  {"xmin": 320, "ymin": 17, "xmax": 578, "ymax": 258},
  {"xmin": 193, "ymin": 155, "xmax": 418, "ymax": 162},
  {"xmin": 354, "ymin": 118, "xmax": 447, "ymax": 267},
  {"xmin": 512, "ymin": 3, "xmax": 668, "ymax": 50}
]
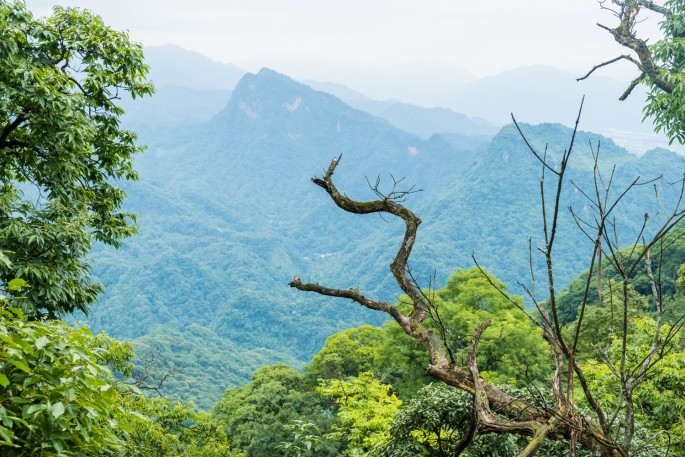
[
  {"xmin": 35, "ymin": 336, "xmax": 50, "ymax": 350},
  {"xmin": 7, "ymin": 278, "xmax": 29, "ymax": 292},
  {"xmin": 9, "ymin": 359, "xmax": 30, "ymax": 374},
  {"xmin": 51, "ymin": 403, "xmax": 65, "ymax": 419},
  {"xmin": 25, "ymin": 404, "xmax": 47, "ymax": 416},
  {"xmin": 0, "ymin": 374, "xmax": 9, "ymax": 388}
]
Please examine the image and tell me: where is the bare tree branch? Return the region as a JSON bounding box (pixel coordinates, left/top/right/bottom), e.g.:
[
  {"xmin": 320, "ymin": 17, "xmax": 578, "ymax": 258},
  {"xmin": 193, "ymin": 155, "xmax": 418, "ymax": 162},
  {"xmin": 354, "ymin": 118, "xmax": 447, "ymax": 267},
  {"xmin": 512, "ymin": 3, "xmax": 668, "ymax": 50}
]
[
  {"xmin": 290, "ymin": 154, "xmax": 620, "ymax": 455},
  {"xmin": 576, "ymin": 55, "xmax": 643, "ymax": 82}
]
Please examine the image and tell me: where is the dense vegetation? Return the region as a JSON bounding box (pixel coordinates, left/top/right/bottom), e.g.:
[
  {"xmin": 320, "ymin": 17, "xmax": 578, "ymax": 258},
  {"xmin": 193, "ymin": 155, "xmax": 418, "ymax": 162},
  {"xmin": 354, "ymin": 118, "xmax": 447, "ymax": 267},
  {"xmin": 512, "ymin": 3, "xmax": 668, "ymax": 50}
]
[
  {"xmin": 83, "ymin": 68, "xmax": 684, "ymax": 408},
  {"xmin": 213, "ymin": 260, "xmax": 685, "ymax": 456},
  {"xmin": 2, "ymin": 0, "xmax": 685, "ymax": 455},
  {"xmin": 0, "ymin": 0, "xmax": 152, "ymax": 317}
]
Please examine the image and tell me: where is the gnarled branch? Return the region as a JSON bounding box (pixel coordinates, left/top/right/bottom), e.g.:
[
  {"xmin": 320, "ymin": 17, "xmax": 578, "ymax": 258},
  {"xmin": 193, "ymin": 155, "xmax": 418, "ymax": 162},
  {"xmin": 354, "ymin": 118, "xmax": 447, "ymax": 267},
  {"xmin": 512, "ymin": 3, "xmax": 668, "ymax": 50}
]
[
  {"xmin": 289, "ymin": 156, "xmax": 616, "ymax": 455},
  {"xmin": 587, "ymin": 1, "xmax": 675, "ymax": 99}
]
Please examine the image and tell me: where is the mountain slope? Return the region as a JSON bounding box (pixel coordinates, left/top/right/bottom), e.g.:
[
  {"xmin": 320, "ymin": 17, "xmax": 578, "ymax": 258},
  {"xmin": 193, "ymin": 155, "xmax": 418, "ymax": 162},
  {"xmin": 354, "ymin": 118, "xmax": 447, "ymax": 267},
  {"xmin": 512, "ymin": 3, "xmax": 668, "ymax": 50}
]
[
  {"xmin": 86, "ymin": 69, "xmax": 684, "ymax": 409},
  {"xmin": 86, "ymin": 69, "xmax": 475, "ymax": 407},
  {"xmin": 304, "ymin": 80, "xmax": 498, "ymax": 138}
]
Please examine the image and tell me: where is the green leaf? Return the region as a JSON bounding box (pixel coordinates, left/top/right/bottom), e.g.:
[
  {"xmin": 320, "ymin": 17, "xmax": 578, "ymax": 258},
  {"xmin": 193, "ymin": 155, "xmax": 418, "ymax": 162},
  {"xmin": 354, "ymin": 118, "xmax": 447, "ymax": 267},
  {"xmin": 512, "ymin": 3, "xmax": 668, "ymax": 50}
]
[
  {"xmin": 25, "ymin": 404, "xmax": 47, "ymax": 416},
  {"xmin": 50, "ymin": 403, "xmax": 65, "ymax": 419},
  {"xmin": 7, "ymin": 278, "xmax": 29, "ymax": 292},
  {"xmin": 9, "ymin": 359, "xmax": 30, "ymax": 374},
  {"xmin": 0, "ymin": 252, "xmax": 11, "ymax": 269},
  {"xmin": 35, "ymin": 336, "xmax": 50, "ymax": 350},
  {"xmin": 0, "ymin": 374, "xmax": 9, "ymax": 388}
]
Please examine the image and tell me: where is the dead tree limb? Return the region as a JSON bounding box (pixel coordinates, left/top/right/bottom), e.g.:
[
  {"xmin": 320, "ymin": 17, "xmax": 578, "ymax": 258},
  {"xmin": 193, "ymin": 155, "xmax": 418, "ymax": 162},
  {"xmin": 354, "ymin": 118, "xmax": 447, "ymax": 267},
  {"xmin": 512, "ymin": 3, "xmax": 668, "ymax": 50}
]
[
  {"xmin": 289, "ymin": 157, "xmax": 619, "ymax": 455},
  {"xmin": 584, "ymin": 0, "xmax": 677, "ymax": 100}
]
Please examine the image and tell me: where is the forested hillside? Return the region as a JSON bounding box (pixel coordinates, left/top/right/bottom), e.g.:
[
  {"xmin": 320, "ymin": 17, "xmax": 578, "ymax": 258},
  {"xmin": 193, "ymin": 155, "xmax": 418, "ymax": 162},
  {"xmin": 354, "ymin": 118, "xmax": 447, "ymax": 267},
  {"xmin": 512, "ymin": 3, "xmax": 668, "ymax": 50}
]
[
  {"xmin": 4, "ymin": 1, "xmax": 685, "ymax": 455},
  {"xmin": 81, "ymin": 68, "xmax": 685, "ymax": 408}
]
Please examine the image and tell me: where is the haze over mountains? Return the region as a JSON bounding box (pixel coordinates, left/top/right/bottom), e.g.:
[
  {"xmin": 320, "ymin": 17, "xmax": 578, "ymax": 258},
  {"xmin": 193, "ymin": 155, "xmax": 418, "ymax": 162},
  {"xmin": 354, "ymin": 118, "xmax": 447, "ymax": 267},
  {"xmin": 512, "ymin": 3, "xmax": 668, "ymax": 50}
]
[
  {"xmin": 124, "ymin": 44, "xmax": 679, "ymax": 153},
  {"xmin": 93, "ymin": 44, "xmax": 685, "ymax": 409}
]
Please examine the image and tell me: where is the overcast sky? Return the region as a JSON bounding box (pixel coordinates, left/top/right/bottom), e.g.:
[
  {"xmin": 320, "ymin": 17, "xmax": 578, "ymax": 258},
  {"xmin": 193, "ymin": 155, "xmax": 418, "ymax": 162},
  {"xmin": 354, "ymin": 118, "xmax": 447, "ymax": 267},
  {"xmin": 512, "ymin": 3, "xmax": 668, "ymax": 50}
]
[{"xmin": 26, "ymin": 0, "xmax": 661, "ymax": 81}]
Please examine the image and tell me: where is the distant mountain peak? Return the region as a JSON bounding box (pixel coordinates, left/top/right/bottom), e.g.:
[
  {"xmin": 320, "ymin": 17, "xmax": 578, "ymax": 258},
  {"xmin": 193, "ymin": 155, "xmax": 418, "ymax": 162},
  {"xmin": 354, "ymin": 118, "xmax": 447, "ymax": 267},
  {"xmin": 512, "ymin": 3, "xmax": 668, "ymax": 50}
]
[
  {"xmin": 218, "ymin": 68, "xmax": 366, "ymax": 126},
  {"xmin": 255, "ymin": 67, "xmax": 285, "ymax": 78}
]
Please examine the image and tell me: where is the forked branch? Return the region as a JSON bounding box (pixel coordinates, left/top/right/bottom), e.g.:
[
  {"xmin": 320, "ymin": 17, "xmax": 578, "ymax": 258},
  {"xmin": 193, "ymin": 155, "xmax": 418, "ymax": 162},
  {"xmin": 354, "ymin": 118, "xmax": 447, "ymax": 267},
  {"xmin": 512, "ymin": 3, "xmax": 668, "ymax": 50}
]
[
  {"xmin": 585, "ymin": 1, "xmax": 675, "ymax": 98},
  {"xmin": 289, "ymin": 156, "xmax": 617, "ymax": 455}
]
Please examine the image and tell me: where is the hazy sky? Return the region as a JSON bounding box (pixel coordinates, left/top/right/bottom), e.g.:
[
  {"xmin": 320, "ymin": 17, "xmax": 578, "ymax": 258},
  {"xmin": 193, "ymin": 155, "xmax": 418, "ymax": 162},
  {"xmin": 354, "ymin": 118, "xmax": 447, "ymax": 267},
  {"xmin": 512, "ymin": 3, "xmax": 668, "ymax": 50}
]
[{"xmin": 26, "ymin": 0, "xmax": 661, "ymax": 81}]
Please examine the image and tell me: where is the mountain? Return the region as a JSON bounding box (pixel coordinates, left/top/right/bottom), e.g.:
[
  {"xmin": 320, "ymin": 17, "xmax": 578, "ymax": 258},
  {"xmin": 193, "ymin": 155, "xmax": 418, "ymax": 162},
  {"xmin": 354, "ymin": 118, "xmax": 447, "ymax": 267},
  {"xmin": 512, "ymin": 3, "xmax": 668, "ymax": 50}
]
[
  {"xmin": 118, "ymin": 86, "xmax": 232, "ymax": 134},
  {"xmin": 244, "ymin": 58, "xmax": 476, "ymax": 107},
  {"xmin": 373, "ymin": 102, "xmax": 498, "ymax": 138},
  {"xmin": 415, "ymin": 123, "xmax": 684, "ymax": 290},
  {"xmin": 144, "ymin": 44, "xmax": 245, "ymax": 91},
  {"xmin": 87, "ymin": 68, "xmax": 684, "ymax": 409},
  {"xmin": 86, "ymin": 68, "xmax": 473, "ymax": 408},
  {"xmin": 303, "ymin": 80, "xmax": 498, "ymax": 138},
  {"xmin": 129, "ymin": 46, "xmax": 677, "ymax": 153},
  {"xmin": 444, "ymin": 65, "xmax": 681, "ymax": 153},
  {"xmin": 116, "ymin": 45, "xmax": 244, "ymax": 134}
]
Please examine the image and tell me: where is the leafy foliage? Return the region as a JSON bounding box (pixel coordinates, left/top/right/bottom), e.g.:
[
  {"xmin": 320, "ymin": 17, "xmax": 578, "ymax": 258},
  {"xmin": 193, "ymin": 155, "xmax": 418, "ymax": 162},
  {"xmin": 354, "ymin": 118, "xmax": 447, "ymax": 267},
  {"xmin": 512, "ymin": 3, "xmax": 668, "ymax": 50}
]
[
  {"xmin": 434, "ymin": 268, "xmax": 552, "ymax": 386},
  {"xmin": 317, "ymin": 372, "xmax": 401, "ymax": 456},
  {"xmin": 581, "ymin": 317, "xmax": 685, "ymax": 452},
  {"xmin": 307, "ymin": 325, "xmax": 384, "ymax": 380},
  {"xmin": 0, "ymin": 305, "xmax": 123, "ymax": 455},
  {"xmin": 645, "ymin": 0, "xmax": 685, "ymax": 143},
  {"xmin": 0, "ymin": 1, "xmax": 153, "ymax": 317},
  {"xmin": 0, "ymin": 297, "xmax": 237, "ymax": 456},
  {"xmin": 81, "ymin": 67, "xmax": 685, "ymax": 408},
  {"xmin": 116, "ymin": 394, "xmax": 235, "ymax": 457},
  {"xmin": 373, "ymin": 383, "xmax": 518, "ymax": 457},
  {"xmin": 556, "ymin": 223, "xmax": 685, "ymax": 324},
  {"xmin": 130, "ymin": 323, "xmax": 302, "ymax": 410},
  {"xmin": 212, "ymin": 363, "xmax": 341, "ymax": 457},
  {"xmin": 276, "ymin": 420, "xmax": 321, "ymax": 457},
  {"xmin": 374, "ymin": 383, "xmax": 598, "ymax": 457}
]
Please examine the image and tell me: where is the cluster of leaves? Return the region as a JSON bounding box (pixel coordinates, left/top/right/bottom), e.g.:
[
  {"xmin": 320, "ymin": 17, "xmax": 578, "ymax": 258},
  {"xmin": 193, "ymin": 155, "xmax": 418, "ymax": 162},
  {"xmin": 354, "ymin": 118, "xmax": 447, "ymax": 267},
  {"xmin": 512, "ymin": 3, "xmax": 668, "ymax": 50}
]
[
  {"xmin": 645, "ymin": 0, "xmax": 685, "ymax": 143},
  {"xmin": 316, "ymin": 372, "xmax": 401, "ymax": 456},
  {"xmin": 0, "ymin": 1, "xmax": 153, "ymax": 317},
  {"xmin": 580, "ymin": 316, "xmax": 685, "ymax": 452},
  {"xmin": 0, "ymin": 305, "xmax": 124, "ymax": 454},
  {"xmin": 276, "ymin": 420, "xmax": 321, "ymax": 457},
  {"xmin": 211, "ymin": 363, "xmax": 342, "ymax": 457},
  {"xmin": 216, "ymin": 261, "xmax": 685, "ymax": 456},
  {"xmin": 0, "ymin": 300, "xmax": 238, "ymax": 456},
  {"xmin": 212, "ymin": 268, "xmax": 555, "ymax": 456}
]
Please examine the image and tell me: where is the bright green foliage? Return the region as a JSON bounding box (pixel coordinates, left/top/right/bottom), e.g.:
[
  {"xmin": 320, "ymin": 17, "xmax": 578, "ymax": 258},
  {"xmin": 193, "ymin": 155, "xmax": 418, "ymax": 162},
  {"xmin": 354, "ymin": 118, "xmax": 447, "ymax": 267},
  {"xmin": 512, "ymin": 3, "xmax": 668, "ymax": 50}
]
[
  {"xmin": 567, "ymin": 280, "xmax": 651, "ymax": 361},
  {"xmin": 317, "ymin": 372, "xmax": 401, "ymax": 456},
  {"xmin": 116, "ymin": 394, "xmax": 236, "ymax": 457},
  {"xmin": 374, "ymin": 384, "xmax": 594, "ymax": 457},
  {"xmin": 305, "ymin": 323, "xmax": 433, "ymax": 398},
  {"xmin": 307, "ymin": 325, "xmax": 384, "ymax": 380},
  {"xmin": 0, "ymin": 269, "xmax": 233, "ymax": 456},
  {"xmin": 373, "ymin": 383, "xmax": 517, "ymax": 457},
  {"xmin": 375, "ymin": 322, "xmax": 434, "ymax": 398},
  {"xmin": 277, "ymin": 420, "xmax": 321, "ymax": 457},
  {"xmin": 0, "ymin": 305, "xmax": 125, "ymax": 455},
  {"xmin": 0, "ymin": 299, "xmax": 235, "ymax": 456},
  {"xmin": 556, "ymin": 225, "xmax": 685, "ymax": 324},
  {"xmin": 373, "ymin": 268, "xmax": 553, "ymax": 398},
  {"xmin": 645, "ymin": 0, "xmax": 685, "ymax": 143},
  {"xmin": 212, "ymin": 363, "xmax": 340, "ymax": 457},
  {"xmin": 0, "ymin": 1, "xmax": 153, "ymax": 317},
  {"xmin": 581, "ymin": 317, "xmax": 685, "ymax": 451},
  {"xmin": 309, "ymin": 268, "xmax": 553, "ymax": 400},
  {"xmin": 424, "ymin": 268, "xmax": 552, "ymax": 386}
]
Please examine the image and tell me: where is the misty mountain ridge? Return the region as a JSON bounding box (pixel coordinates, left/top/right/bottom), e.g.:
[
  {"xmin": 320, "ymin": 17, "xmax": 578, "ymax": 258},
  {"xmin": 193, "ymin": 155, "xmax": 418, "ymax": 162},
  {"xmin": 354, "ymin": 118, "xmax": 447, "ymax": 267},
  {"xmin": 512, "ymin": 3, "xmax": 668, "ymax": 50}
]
[
  {"xmin": 132, "ymin": 45, "xmax": 683, "ymax": 155},
  {"xmin": 144, "ymin": 44, "xmax": 245, "ymax": 91}
]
